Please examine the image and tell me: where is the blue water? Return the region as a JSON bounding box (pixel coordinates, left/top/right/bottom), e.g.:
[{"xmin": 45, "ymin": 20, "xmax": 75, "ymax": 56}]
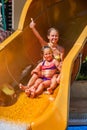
[{"xmin": 68, "ymin": 126, "xmax": 87, "ymax": 130}]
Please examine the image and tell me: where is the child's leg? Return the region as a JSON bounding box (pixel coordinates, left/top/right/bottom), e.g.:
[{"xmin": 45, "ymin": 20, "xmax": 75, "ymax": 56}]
[
  {"xmin": 32, "ymin": 84, "xmax": 44, "ymax": 97},
  {"xmin": 47, "ymin": 74, "xmax": 58, "ymax": 94},
  {"xmin": 26, "ymin": 78, "xmax": 43, "ymax": 97},
  {"xmin": 33, "ymin": 80, "xmax": 51, "ymax": 97},
  {"xmin": 27, "ymin": 73, "xmax": 38, "ymax": 87},
  {"xmin": 56, "ymin": 73, "xmax": 61, "ymax": 84},
  {"xmin": 19, "ymin": 73, "xmax": 38, "ymax": 91}
]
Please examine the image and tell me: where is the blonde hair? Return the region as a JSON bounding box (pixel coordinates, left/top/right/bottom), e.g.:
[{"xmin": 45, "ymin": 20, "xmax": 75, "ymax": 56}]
[
  {"xmin": 47, "ymin": 27, "xmax": 59, "ymax": 36},
  {"xmin": 41, "ymin": 46, "xmax": 52, "ymax": 54}
]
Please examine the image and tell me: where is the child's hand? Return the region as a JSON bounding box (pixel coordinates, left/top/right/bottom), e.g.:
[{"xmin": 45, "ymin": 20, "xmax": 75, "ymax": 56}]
[
  {"xmin": 31, "ymin": 69, "xmax": 38, "ymax": 75},
  {"xmin": 29, "ymin": 18, "xmax": 36, "ymax": 28},
  {"xmin": 31, "ymin": 69, "xmax": 35, "ymax": 75}
]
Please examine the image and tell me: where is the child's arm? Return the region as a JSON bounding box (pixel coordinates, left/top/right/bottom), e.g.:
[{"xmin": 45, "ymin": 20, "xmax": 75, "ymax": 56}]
[
  {"xmin": 54, "ymin": 59, "xmax": 62, "ymax": 72},
  {"xmin": 59, "ymin": 46, "xmax": 65, "ymax": 61},
  {"xmin": 31, "ymin": 62, "xmax": 42, "ymax": 76},
  {"xmin": 29, "ymin": 18, "xmax": 47, "ymax": 46}
]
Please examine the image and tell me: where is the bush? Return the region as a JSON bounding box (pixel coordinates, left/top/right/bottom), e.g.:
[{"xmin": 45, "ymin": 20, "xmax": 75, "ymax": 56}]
[{"xmin": 77, "ymin": 56, "xmax": 87, "ymax": 80}]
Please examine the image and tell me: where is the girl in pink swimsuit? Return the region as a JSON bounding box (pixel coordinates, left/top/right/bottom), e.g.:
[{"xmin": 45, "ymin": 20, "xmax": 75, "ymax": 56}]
[{"xmin": 19, "ymin": 46, "xmax": 61, "ymax": 98}]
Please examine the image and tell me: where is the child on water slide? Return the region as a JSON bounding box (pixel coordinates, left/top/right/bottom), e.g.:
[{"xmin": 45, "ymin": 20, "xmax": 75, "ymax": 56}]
[
  {"xmin": 28, "ymin": 18, "xmax": 65, "ymax": 87},
  {"xmin": 19, "ymin": 46, "xmax": 61, "ymax": 98}
]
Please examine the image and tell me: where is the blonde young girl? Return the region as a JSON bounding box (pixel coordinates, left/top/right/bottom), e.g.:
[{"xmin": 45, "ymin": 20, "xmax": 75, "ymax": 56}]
[
  {"xmin": 29, "ymin": 18, "xmax": 65, "ymax": 61},
  {"xmin": 19, "ymin": 46, "xmax": 61, "ymax": 98}
]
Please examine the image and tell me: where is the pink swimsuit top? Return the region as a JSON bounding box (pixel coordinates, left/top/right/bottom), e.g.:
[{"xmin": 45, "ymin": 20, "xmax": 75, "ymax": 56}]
[{"xmin": 41, "ymin": 60, "xmax": 57, "ymax": 70}]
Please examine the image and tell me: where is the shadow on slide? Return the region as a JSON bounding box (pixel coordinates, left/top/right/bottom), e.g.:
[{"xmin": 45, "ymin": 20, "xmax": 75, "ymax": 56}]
[{"xmin": 0, "ymin": 0, "xmax": 87, "ymax": 130}]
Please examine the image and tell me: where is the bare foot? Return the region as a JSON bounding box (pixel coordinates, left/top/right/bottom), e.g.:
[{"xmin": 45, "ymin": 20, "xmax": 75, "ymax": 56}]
[
  {"xmin": 25, "ymin": 88, "xmax": 31, "ymax": 97},
  {"xmin": 19, "ymin": 83, "xmax": 27, "ymax": 91},
  {"xmin": 30, "ymin": 91, "xmax": 36, "ymax": 98},
  {"xmin": 47, "ymin": 88, "xmax": 53, "ymax": 94}
]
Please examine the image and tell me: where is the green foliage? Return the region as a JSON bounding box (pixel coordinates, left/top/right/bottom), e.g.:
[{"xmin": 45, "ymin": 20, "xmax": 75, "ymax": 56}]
[
  {"xmin": 77, "ymin": 74, "xmax": 87, "ymax": 80},
  {"xmin": 76, "ymin": 56, "xmax": 87, "ymax": 80}
]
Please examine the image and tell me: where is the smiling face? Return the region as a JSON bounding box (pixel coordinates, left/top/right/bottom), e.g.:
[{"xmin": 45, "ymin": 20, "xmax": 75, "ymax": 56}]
[
  {"xmin": 47, "ymin": 28, "xmax": 59, "ymax": 45},
  {"xmin": 43, "ymin": 47, "xmax": 53, "ymax": 61}
]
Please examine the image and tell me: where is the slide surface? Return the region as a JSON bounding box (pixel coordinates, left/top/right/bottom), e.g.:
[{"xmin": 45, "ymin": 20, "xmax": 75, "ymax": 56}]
[{"xmin": 0, "ymin": 0, "xmax": 87, "ymax": 130}]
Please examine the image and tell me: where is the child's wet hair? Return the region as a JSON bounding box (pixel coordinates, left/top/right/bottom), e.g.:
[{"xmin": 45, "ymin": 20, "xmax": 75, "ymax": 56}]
[
  {"xmin": 41, "ymin": 46, "xmax": 52, "ymax": 54},
  {"xmin": 47, "ymin": 27, "xmax": 59, "ymax": 36}
]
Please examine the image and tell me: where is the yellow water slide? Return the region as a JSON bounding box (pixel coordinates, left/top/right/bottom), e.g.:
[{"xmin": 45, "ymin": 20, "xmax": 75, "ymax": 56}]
[{"xmin": 0, "ymin": 0, "xmax": 87, "ymax": 130}]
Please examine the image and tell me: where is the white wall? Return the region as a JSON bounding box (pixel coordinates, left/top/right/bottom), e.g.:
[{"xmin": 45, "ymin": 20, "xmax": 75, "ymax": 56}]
[{"xmin": 12, "ymin": 0, "xmax": 26, "ymax": 30}]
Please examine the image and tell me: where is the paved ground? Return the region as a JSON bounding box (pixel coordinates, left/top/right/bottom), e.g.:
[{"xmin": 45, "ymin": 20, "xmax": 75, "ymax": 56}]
[{"xmin": 70, "ymin": 80, "xmax": 87, "ymax": 113}]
